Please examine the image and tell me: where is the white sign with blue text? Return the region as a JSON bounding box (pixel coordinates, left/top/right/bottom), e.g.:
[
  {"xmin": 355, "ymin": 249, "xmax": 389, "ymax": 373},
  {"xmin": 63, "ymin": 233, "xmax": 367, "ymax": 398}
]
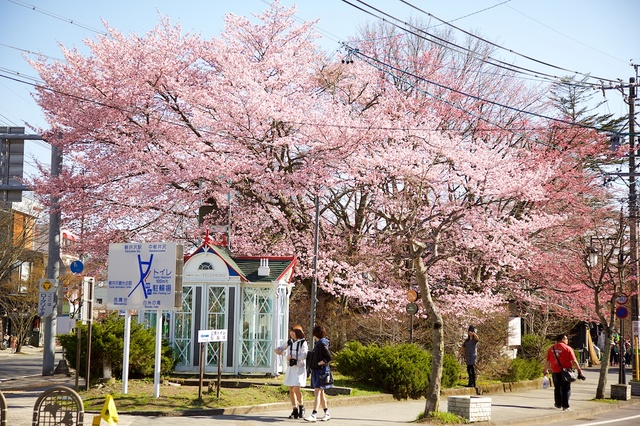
[
  {"xmin": 198, "ymin": 329, "xmax": 228, "ymax": 343},
  {"xmin": 107, "ymin": 242, "xmax": 182, "ymax": 310}
]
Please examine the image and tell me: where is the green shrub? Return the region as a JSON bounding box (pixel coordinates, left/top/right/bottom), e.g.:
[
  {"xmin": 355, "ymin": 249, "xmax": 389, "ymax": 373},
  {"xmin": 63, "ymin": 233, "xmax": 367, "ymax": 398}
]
[
  {"xmin": 499, "ymin": 357, "xmax": 543, "ymax": 382},
  {"xmin": 58, "ymin": 312, "xmax": 176, "ymax": 382},
  {"xmin": 335, "ymin": 342, "xmax": 459, "ymax": 399},
  {"xmin": 520, "ymin": 334, "xmax": 551, "ymax": 362},
  {"xmin": 442, "ymin": 353, "xmax": 462, "ymax": 388}
]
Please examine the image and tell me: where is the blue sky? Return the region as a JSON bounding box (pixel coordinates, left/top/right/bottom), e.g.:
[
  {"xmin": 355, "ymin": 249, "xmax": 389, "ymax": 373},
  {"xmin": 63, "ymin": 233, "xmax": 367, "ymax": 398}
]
[{"xmin": 0, "ymin": 0, "xmax": 638, "ymax": 175}]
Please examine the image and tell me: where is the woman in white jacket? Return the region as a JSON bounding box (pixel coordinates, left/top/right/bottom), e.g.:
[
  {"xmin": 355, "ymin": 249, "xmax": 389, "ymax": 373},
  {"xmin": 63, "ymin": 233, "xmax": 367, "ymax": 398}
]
[{"xmin": 275, "ymin": 325, "xmax": 308, "ymax": 419}]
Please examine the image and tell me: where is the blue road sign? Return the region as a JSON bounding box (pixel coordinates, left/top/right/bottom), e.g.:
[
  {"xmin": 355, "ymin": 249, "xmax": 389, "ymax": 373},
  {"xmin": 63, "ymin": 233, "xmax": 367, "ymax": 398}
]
[
  {"xmin": 69, "ymin": 260, "xmax": 84, "ymax": 274},
  {"xmin": 616, "ymin": 306, "xmax": 629, "ymax": 319}
]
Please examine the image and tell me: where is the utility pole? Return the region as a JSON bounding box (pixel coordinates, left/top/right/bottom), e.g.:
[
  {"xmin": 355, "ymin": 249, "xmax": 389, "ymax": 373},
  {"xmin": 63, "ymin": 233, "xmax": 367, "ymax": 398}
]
[
  {"xmin": 607, "ymin": 75, "xmax": 640, "ymax": 381},
  {"xmin": 43, "ymin": 139, "xmax": 62, "ymax": 376},
  {"xmin": 630, "ymin": 76, "xmax": 640, "ymax": 382}
]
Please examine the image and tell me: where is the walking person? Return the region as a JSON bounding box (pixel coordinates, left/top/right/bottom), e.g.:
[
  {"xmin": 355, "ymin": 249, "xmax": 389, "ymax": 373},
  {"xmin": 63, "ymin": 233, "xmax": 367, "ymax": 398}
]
[
  {"xmin": 624, "ymin": 339, "xmax": 632, "ymax": 367},
  {"xmin": 610, "ymin": 340, "xmax": 619, "ymax": 366},
  {"xmin": 304, "ymin": 325, "xmax": 333, "ymax": 422},
  {"xmin": 275, "ymin": 325, "xmax": 308, "ymax": 419},
  {"xmin": 544, "ymin": 334, "xmax": 586, "ymax": 411},
  {"xmin": 461, "ymin": 325, "xmax": 479, "ymax": 388}
]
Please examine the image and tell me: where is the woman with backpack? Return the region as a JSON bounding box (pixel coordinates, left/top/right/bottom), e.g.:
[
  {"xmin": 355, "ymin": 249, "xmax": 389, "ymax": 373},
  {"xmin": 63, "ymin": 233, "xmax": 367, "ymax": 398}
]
[{"xmin": 304, "ymin": 325, "xmax": 333, "ymax": 422}]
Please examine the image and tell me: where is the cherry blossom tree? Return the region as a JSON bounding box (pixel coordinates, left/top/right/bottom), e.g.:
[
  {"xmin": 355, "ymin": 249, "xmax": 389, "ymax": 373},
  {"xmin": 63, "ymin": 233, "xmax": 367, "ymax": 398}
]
[
  {"xmin": 27, "ymin": 1, "xmax": 618, "ymax": 415},
  {"xmin": 335, "ymin": 22, "xmax": 615, "ymax": 413}
]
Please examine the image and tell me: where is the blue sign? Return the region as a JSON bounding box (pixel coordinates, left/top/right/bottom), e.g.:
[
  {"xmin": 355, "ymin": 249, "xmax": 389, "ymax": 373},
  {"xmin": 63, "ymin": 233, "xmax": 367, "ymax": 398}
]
[
  {"xmin": 69, "ymin": 260, "xmax": 84, "ymax": 274},
  {"xmin": 616, "ymin": 306, "xmax": 629, "ymax": 319}
]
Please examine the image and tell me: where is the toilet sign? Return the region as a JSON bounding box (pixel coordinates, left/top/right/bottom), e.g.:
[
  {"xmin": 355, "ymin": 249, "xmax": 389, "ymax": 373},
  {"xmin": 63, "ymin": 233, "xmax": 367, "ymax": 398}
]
[
  {"xmin": 107, "ymin": 242, "xmax": 183, "ymax": 310},
  {"xmin": 198, "ymin": 329, "xmax": 227, "ymax": 343}
]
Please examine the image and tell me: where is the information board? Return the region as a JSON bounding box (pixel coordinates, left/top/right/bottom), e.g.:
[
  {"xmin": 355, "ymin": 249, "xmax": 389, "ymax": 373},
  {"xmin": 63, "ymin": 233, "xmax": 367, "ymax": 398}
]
[
  {"xmin": 37, "ymin": 278, "xmax": 57, "ymax": 317},
  {"xmin": 198, "ymin": 329, "xmax": 228, "ymax": 343},
  {"xmin": 107, "ymin": 242, "xmax": 183, "ymax": 310}
]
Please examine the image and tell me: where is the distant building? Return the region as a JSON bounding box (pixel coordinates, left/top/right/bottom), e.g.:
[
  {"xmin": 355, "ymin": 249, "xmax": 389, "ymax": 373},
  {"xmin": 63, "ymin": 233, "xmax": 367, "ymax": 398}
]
[{"xmin": 0, "ymin": 196, "xmax": 46, "ymax": 346}]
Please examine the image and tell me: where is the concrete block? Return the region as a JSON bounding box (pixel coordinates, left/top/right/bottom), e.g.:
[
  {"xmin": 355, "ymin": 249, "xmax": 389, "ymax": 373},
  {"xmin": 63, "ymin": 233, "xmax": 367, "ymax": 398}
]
[
  {"xmin": 631, "ymin": 381, "xmax": 640, "ymax": 397},
  {"xmin": 610, "ymin": 383, "xmax": 631, "ymax": 401},
  {"xmin": 447, "ymin": 395, "xmax": 491, "ymax": 422}
]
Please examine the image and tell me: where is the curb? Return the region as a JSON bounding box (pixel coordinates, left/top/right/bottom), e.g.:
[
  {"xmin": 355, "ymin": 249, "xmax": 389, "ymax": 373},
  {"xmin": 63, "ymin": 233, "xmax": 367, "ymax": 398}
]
[
  {"xmin": 80, "ymin": 380, "xmax": 548, "ymax": 418},
  {"xmin": 483, "ymin": 398, "xmax": 640, "ymax": 426},
  {"xmin": 85, "ymin": 394, "xmax": 398, "ymax": 417}
]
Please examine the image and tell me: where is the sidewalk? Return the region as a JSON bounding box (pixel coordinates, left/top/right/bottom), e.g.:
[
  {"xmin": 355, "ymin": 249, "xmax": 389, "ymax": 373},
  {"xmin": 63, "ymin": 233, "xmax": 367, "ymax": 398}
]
[{"xmin": 1, "ymin": 348, "xmax": 639, "ymax": 425}]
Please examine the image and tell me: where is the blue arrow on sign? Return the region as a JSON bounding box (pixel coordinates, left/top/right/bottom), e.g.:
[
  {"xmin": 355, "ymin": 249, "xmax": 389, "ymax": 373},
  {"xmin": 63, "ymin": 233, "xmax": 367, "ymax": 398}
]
[{"xmin": 69, "ymin": 260, "xmax": 84, "ymax": 274}]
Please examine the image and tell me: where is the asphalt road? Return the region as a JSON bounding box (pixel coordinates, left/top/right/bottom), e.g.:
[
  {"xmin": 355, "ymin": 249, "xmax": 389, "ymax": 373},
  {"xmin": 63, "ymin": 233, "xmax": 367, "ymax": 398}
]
[
  {"xmin": 2, "ymin": 348, "xmax": 640, "ymax": 426},
  {"xmin": 0, "ymin": 352, "xmax": 54, "ymax": 381}
]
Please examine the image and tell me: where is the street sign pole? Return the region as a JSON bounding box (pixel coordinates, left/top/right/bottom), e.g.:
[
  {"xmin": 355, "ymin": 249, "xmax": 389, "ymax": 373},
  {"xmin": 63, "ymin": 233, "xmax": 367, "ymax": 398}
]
[
  {"xmin": 620, "ymin": 318, "xmax": 626, "ymax": 385},
  {"xmin": 406, "ymin": 303, "xmax": 418, "ymax": 344},
  {"xmin": 615, "ymin": 296, "xmax": 629, "ymax": 385}
]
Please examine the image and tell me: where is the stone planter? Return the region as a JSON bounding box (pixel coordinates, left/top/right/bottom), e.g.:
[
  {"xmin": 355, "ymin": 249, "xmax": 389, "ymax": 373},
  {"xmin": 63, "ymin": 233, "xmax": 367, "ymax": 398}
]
[
  {"xmin": 631, "ymin": 381, "xmax": 640, "ymax": 397},
  {"xmin": 610, "ymin": 383, "xmax": 631, "ymax": 400},
  {"xmin": 447, "ymin": 396, "xmax": 491, "ymax": 422}
]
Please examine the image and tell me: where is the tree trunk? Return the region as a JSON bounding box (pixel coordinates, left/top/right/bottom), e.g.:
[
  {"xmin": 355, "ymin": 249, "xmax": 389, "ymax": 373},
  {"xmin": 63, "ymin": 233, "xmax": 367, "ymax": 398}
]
[
  {"xmin": 415, "ymin": 259, "xmax": 444, "ymax": 415},
  {"xmin": 594, "ymin": 291, "xmax": 616, "ymax": 400},
  {"xmin": 596, "ymin": 328, "xmax": 613, "ymax": 399}
]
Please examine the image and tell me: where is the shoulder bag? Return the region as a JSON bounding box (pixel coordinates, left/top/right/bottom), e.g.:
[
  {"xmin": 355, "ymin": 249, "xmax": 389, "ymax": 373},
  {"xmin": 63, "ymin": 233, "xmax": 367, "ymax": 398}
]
[{"xmin": 552, "ymin": 344, "xmax": 577, "ymax": 383}]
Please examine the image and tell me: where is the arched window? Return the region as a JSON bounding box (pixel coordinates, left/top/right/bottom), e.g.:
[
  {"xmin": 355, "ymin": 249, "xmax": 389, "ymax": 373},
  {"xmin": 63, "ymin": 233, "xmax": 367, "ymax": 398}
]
[{"xmin": 198, "ymin": 262, "xmax": 214, "ymax": 270}]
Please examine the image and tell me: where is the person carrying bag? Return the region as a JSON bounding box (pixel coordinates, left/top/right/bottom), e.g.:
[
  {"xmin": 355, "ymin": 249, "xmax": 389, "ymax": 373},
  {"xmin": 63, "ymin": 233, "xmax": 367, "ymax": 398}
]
[
  {"xmin": 275, "ymin": 325, "xmax": 308, "ymax": 419},
  {"xmin": 544, "ymin": 334, "xmax": 586, "ymax": 411},
  {"xmin": 304, "ymin": 325, "xmax": 333, "ymax": 422}
]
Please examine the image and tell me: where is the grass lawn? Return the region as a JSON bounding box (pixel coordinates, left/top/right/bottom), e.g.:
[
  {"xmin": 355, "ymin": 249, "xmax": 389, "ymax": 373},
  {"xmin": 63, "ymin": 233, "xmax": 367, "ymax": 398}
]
[{"xmin": 81, "ymin": 372, "xmax": 383, "ymax": 412}]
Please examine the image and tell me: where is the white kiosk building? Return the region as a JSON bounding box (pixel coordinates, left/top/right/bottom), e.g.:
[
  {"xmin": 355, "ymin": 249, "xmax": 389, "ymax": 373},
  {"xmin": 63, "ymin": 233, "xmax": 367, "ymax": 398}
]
[{"xmin": 161, "ymin": 233, "xmax": 298, "ymax": 375}]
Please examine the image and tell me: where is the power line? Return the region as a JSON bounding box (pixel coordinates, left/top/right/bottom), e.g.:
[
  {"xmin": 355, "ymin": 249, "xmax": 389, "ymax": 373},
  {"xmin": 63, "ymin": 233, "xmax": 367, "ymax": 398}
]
[
  {"xmin": 504, "ymin": 3, "xmax": 629, "ymax": 66},
  {"xmin": 438, "ymin": 0, "xmax": 512, "ymax": 26},
  {"xmin": 398, "ymin": 0, "xmax": 623, "ymax": 83},
  {"xmin": 342, "ymin": 0, "xmax": 591, "ymax": 89},
  {"xmin": 0, "ymin": 42, "xmax": 65, "ymax": 63},
  {"xmin": 7, "ymin": 0, "xmax": 108, "ymax": 36},
  {"xmin": 346, "ymin": 45, "xmax": 632, "ymax": 136},
  {"xmin": 343, "ymin": 0, "xmax": 620, "ymax": 87}
]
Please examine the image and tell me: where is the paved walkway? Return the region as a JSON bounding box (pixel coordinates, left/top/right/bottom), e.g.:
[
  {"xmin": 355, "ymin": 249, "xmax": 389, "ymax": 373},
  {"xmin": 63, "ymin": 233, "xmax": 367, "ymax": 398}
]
[{"xmin": 1, "ymin": 346, "xmax": 639, "ymax": 425}]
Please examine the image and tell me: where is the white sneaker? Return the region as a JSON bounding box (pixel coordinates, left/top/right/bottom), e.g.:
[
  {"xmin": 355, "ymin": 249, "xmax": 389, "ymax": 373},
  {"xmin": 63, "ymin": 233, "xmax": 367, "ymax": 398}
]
[
  {"xmin": 320, "ymin": 413, "xmax": 331, "ymax": 421},
  {"xmin": 304, "ymin": 414, "xmax": 317, "ymax": 422}
]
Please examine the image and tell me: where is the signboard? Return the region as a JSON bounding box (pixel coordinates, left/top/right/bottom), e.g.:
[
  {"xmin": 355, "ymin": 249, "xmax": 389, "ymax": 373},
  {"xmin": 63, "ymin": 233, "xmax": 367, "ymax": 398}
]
[
  {"xmin": 37, "ymin": 278, "xmax": 57, "ymax": 317},
  {"xmin": 198, "ymin": 329, "xmax": 228, "ymax": 343},
  {"xmin": 107, "ymin": 242, "xmax": 183, "ymax": 310},
  {"xmin": 616, "ymin": 306, "xmax": 629, "ymax": 319},
  {"xmin": 508, "ymin": 317, "xmax": 522, "ymax": 346},
  {"xmin": 406, "ymin": 289, "xmax": 418, "ymax": 303},
  {"xmin": 69, "ymin": 260, "xmax": 84, "ymax": 274},
  {"xmin": 0, "ymin": 127, "xmax": 26, "ymax": 202},
  {"xmin": 616, "ymin": 294, "xmax": 629, "ymax": 305},
  {"xmin": 633, "ymin": 321, "xmax": 640, "ymax": 338},
  {"xmin": 406, "ymin": 303, "xmax": 418, "ymax": 315}
]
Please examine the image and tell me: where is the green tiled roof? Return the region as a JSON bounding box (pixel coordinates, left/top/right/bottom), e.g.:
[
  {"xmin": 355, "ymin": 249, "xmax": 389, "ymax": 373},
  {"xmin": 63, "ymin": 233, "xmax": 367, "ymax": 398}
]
[
  {"xmin": 233, "ymin": 258, "xmax": 295, "ymax": 283},
  {"xmin": 185, "ymin": 236, "xmax": 296, "ymax": 283}
]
